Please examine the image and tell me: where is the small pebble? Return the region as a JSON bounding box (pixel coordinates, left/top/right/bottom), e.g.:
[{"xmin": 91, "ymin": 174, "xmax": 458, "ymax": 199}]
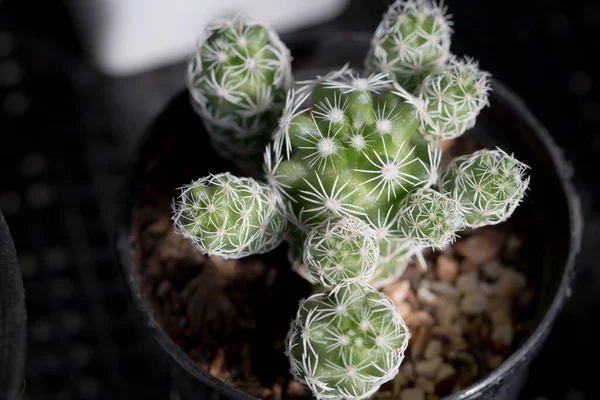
[
  {"xmin": 481, "ymin": 259, "xmax": 503, "ymax": 279},
  {"xmin": 417, "ymin": 286, "xmax": 439, "ymax": 305},
  {"xmin": 460, "ymin": 292, "xmax": 488, "ymax": 315},
  {"xmin": 456, "ymin": 272, "xmax": 479, "ymax": 294},
  {"xmin": 434, "ymin": 302, "xmax": 458, "ymax": 327},
  {"xmin": 397, "ymin": 301, "xmax": 413, "ymax": 319},
  {"xmin": 435, "ymin": 363, "xmax": 457, "ymax": 383},
  {"xmin": 424, "ymin": 339, "xmax": 443, "ymax": 359},
  {"xmin": 428, "ymin": 281, "xmax": 460, "ymax": 298},
  {"xmin": 415, "ymin": 376, "xmax": 435, "ymax": 394},
  {"xmin": 385, "ymin": 280, "xmax": 411, "ymax": 305},
  {"xmin": 436, "ymin": 255, "xmax": 458, "ymax": 282},
  {"xmin": 494, "ymin": 269, "xmax": 527, "ymax": 296},
  {"xmin": 415, "ymin": 356, "xmax": 443, "ymax": 378},
  {"xmin": 400, "ymin": 387, "xmax": 425, "ymax": 400},
  {"xmin": 454, "ymin": 231, "xmax": 502, "ymax": 264},
  {"xmin": 492, "ymin": 323, "xmax": 514, "ymax": 346}
]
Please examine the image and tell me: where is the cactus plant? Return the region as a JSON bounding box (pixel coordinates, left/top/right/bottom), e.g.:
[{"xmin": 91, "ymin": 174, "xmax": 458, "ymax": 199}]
[
  {"xmin": 440, "ymin": 149, "xmax": 530, "ymax": 227},
  {"xmin": 173, "ymin": 1, "xmax": 532, "ymax": 399},
  {"xmin": 303, "ymin": 216, "xmax": 380, "ymax": 288},
  {"xmin": 286, "ymin": 282, "xmax": 409, "ymax": 400},
  {"xmin": 172, "ymin": 173, "xmax": 287, "ymax": 258},
  {"xmin": 187, "ymin": 14, "xmax": 293, "ymax": 173},
  {"xmin": 365, "ymin": 0, "xmax": 452, "ymax": 92}
]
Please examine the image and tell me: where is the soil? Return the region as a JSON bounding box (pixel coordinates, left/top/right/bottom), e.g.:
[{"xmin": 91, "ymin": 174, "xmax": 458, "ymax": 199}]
[{"xmin": 129, "ymin": 138, "xmax": 536, "ymax": 400}]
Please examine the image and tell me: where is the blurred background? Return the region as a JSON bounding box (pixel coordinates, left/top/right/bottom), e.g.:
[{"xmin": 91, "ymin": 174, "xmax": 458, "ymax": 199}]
[{"xmin": 0, "ymin": 0, "xmax": 599, "ymax": 399}]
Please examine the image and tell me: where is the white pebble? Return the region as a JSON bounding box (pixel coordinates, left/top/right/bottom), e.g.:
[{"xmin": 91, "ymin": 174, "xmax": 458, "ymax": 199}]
[
  {"xmin": 482, "ymin": 259, "xmax": 503, "ymax": 279},
  {"xmin": 492, "ymin": 323, "xmax": 514, "ymax": 346},
  {"xmin": 424, "ymin": 339, "xmax": 443, "ymax": 359},
  {"xmin": 456, "ymin": 272, "xmax": 479, "ymax": 294},
  {"xmin": 385, "ymin": 280, "xmax": 411, "ymax": 305},
  {"xmin": 436, "ymin": 255, "xmax": 458, "ymax": 282},
  {"xmin": 460, "ymin": 292, "xmax": 488, "ymax": 315},
  {"xmin": 417, "ymin": 286, "xmax": 439, "ymax": 305},
  {"xmin": 415, "ymin": 356, "xmax": 443, "ymax": 378},
  {"xmin": 429, "ymin": 281, "xmax": 461, "ymax": 298},
  {"xmin": 415, "ymin": 377, "xmax": 435, "ymax": 394},
  {"xmin": 400, "ymin": 387, "xmax": 425, "ymax": 400},
  {"xmin": 435, "ymin": 302, "xmax": 458, "ymax": 327},
  {"xmin": 435, "ymin": 363, "xmax": 456, "ymax": 383}
]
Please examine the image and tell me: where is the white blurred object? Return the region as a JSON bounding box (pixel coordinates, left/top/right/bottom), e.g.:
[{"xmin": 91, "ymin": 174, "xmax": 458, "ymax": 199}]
[{"xmin": 67, "ymin": 0, "xmax": 349, "ymax": 77}]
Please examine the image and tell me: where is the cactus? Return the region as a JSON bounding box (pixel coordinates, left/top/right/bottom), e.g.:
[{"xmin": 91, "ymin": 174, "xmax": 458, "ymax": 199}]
[
  {"xmin": 396, "ymin": 188, "xmax": 466, "ymax": 249},
  {"xmin": 187, "ymin": 14, "xmax": 292, "ymax": 172},
  {"xmin": 265, "ymin": 66, "xmax": 453, "ymax": 285},
  {"xmin": 173, "ymin": 3, "xmax": 532, "ymax": 399},
  {"xmin": 414, "ymin": 57, "xmax": 491, "ymax": 140},
  {"xmin": 172, "ymin": 173, "xmax": 287, "ymax": 258},
  {"xmin": 440, "ymin": 149, "xmax": 530, "ymax": 227},
  {"xmin": 303, "ymin": 217, "xmax": 380, "ymax": 288},
  {"xmin": 286, "ymin": 282, "xmax": 409, "ymax": 400},
  {"xmin": 365, "ymin": 0, "xmax": 452, "ymax": 92}
]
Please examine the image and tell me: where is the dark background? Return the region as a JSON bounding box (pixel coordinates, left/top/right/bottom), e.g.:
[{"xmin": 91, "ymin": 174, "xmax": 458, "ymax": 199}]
[{"xmin": 1, "ymin": 0, "xmax": 598, "ymax": 399}]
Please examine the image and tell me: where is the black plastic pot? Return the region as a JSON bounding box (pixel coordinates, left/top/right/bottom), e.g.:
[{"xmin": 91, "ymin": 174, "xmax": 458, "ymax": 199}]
[
  {"xmin": 116, "ymin": 31, "xmax": 583, "ymax": 400},
  {"xmin": 0, "ymin": 210, "xmax": 27, "ymax": 399}
]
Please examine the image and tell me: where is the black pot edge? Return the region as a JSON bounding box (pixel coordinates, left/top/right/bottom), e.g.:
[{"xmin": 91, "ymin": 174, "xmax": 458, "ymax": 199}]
[
  {"xmin": 0, "ymin": 210, "xmax": 27, "ymax": 398},
  {"xmin": 114, "ymin": 81, "xmax": 584, "ymax": 400}
]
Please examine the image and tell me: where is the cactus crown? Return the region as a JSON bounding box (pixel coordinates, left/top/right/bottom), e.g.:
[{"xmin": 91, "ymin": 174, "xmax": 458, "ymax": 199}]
[{"xmin": 175, "ymin": 2, "xmax": 531, "ymax": 399}]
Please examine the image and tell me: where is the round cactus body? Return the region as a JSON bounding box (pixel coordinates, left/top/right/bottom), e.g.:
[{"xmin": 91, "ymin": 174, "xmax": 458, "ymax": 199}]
[
  {"xmin": 187, "ymin": 14, "xmax": 292, "ymax": 170},
  {"xmin": 365, "ymin": 0, "xmax": 452, "ymax": 92},
  {"xmin": 304, "ymin": 217, "xmax": 380, "ymax": 287},
  {"xmin": 396, "ymin": 188, "xmax": 465, "ymax": 248},
  {"xmin": 416, "ymin": 57, "xmax": 491, "ymax": 140},
  {"xmin": 172, "ymin": 173, "xmax": 287, "ymax": 258},
  {"xmin": 265, "ymin": 67, "xmax": 442, "ymax": 277},
  {"xmin": 440, "ymin": 149, "xmax": 530, "ymax": 227},
  {"xmin": 286, "ymin": 282, "xmax": 410, "ymax": 399}
]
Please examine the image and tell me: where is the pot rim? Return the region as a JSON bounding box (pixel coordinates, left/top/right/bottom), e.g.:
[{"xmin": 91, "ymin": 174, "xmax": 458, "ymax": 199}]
[
  {"xmin": 115, "ymin": 73, "xmax": 583, "ymax": 400},
  {"xmin": 0, "ymin": 210, "xmax": 27, "ymax": 398}
]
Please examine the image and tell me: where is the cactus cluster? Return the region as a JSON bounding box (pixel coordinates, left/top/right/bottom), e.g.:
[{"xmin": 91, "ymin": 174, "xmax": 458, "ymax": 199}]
[{"xmin": 174, "ymin": 2, "xmax": 531, "ymax": 399}]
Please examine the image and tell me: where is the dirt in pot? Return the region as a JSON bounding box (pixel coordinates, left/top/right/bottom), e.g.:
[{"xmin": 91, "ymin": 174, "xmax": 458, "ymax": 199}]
[
  {"xmin": 129, "ymin": 136, "xmax": 536, "ymax": 400},
  {"xmin": 131, "ymin": 208, "xmax": 535, "ymax": 400}
]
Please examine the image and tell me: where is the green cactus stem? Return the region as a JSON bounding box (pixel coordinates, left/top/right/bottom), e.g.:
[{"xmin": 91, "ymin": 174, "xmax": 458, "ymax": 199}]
[
  {"xmin": 286, "ymin": 282, "xmax": 409, "ymax": 399},
  {"xmin": 440, "ymin": 149, "xmax": 530, "ymax": 227},
  {"xmin": 172, "ymin": 172, "xmax": 287, "ymax": 258},
  {"xmin": 303, "ymin": 217, "xmax": 380, "ymax": 288},
  {"xmin": 187, "ymin": 14, "xmax": 292, "ymax": 171},
  {"xmin": 365, "ymin": 0, "xmax": 452, "ymax": 92}
]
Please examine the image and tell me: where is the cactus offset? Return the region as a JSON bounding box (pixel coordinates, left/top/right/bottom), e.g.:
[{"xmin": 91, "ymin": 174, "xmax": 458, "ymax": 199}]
[
  {"xmin": 187, "ymin": 14, "xmax": 292, "ymax": 172},
  {"xmin": 440, "ymin": 149, "xmax": 530, "ymax": 227},
  {"xmin": 303, "ymin": 217, "xmax": 380, "ymax": 288},
  {"xmin": 286, "ymin": 282, "xmax": 409, "ymax": 400},
  {"xmin": 365, "ymin": 0, "xmax": 452, "ymax": 92},
  {"xmin": 172, "ymin": 173, "xmax": 286, "ymax": 258}
]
